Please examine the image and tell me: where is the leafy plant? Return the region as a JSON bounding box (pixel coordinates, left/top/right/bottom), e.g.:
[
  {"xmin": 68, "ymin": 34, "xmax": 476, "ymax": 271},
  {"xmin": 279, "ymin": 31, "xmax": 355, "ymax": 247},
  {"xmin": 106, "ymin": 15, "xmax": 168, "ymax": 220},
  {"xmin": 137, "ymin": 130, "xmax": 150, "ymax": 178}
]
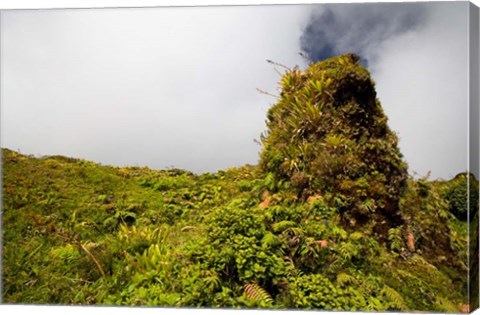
[
  {"xmin": 443, "ymin": 173, "xmax": 479, "ymax": 220},
  {"xmin": 388, "ymin": 227, "xmax": 404, "ymax": 253}
]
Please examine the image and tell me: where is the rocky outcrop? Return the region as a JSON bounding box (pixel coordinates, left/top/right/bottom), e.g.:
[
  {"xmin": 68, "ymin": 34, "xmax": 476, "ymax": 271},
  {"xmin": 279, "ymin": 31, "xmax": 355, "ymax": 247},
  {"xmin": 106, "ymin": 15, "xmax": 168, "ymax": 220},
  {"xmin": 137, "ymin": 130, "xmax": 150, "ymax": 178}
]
[{"xmin": 260, "ymin": 53, "xmax": 408, "ymax": 235}]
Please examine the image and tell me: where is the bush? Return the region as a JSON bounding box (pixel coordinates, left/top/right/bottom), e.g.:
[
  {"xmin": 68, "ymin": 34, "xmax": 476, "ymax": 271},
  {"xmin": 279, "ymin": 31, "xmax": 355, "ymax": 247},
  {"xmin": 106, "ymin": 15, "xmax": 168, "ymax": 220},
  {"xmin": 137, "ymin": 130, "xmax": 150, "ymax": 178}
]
[{"xmin": 443, "ymin": 173, "xmax": 479, "ymax": 221}]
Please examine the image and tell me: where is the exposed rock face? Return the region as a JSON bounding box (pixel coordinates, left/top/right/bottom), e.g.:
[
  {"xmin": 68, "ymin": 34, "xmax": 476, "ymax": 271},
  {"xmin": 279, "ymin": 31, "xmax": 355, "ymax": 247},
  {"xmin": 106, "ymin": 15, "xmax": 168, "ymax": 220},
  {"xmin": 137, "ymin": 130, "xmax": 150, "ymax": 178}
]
[{"xmin": 260, "ymin": 53, "xmax": 408, "ymax": 234}]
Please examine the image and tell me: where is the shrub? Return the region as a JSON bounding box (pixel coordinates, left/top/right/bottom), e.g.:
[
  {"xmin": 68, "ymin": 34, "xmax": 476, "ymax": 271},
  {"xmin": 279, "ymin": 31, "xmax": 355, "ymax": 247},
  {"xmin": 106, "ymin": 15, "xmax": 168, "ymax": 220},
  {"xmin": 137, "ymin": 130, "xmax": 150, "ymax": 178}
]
[{"xmin": 443, "ymin": 173, "xmax": 479, "ymax": 221}]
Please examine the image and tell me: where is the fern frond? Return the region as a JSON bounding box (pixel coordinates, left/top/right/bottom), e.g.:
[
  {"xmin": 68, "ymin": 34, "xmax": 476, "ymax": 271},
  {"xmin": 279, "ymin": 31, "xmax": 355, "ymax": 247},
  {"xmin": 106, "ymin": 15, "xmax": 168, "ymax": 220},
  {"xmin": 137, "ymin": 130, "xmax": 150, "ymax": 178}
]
[
  {"xmin": 244, "ymin": 283, "xmax": 274, "ymax": 304},
  {"xmin": 271, "ymin": 220, "xmax": 296, "ymax": 233},
  {"xmin": 349, "ymin": 232, "xmax": 363, "ymax": 241},
  {"xmin": 331, "ymin": 226, "xmax": 348, "ymax": 240},
  {"xmin": 261, "ymin": 232, "xmax": 280, "ymax": 248},
  {"xmin": 338, "ymin": 242, "xmax": 355, "ymax": 261},
  {"xmin": 49, "ymin": 244, "xmax": 79, "ymax": 263},
  {"xmin": 203, "ymin": 271, "xmax": 221, "ymax": 291},
  {"xmin": 381, "ymin": 285, "xmax": 407, "ymax": 311},
  {"xmin": 283, "ymin": 227, "xmax": 305, "ymax": 238},
  {"xmin": 388, "ymin": 227, "xmax": 403, "ymax": 252},
  {"xmin": 336, "ymin": 272, "xmax": 356, "ymax": 287},
  {"xmin": 434, "ymin": 297, "xmax": 460, "ymax": 313}
]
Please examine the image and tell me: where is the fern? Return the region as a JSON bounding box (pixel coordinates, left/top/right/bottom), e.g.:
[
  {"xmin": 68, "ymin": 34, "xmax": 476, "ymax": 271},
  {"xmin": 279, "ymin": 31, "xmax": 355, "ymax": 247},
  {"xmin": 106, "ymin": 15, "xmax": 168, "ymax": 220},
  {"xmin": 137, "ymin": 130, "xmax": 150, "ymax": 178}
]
[
  {"xmin": 331, "ymin": 226, "xmax": 348, "ymax": 240},
  {"xmin": 298, "ymin": 237, "xmax": 321, "ymax": 267},
  {"xmin": 49, "ymin": 244, "xmax": 79, "ymax": 263},
  {"xmin": 283, "ymin": 227, "xmax": 305, "ymax": 238},
  {"xmin": 381, "ymin": 285, "xmax": 407, "ymax": 311},
  {"xmin": 261, "ymin": 232, "xmax": 280, "ymax": 248},
  {"xmin": 203, "ymin": 271, "xmax": 221, "ymax": 291},
  {"xmin": 388, "ymin": 227, "xmax": 403, "ymax": 252},
  {"xmin": 349, "ymin": 231, "xmax": 363, "ymax": 241},
  {"xmin": 244, "ymin": 283, "xmax": 273, "ymax": 304},
  {"xmin": 338, "ymin": 242, "xmax": 355, "ymax": 261},
  {"xmin": 272, "ymin": 220, "xmax": 296, "ymax": 233},
  {"xmin": 264, "ymin": 172, "xmax": 275, "ymax": 191},
  {"xmin": 434, "ymin": 297, "xmax": 460, "ymax": 313},
  {"xmin": 336, "ymin": 272, "xmax": 356, "ymax": 287}
]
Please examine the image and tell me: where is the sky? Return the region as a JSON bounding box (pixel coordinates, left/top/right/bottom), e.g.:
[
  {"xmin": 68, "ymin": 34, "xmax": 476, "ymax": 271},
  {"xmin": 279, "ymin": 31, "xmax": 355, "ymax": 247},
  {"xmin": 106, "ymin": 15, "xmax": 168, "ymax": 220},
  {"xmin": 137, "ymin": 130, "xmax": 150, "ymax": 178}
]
[{"xmin": 0, "ymin": 1, "xmax": 473, "ymax": 179}]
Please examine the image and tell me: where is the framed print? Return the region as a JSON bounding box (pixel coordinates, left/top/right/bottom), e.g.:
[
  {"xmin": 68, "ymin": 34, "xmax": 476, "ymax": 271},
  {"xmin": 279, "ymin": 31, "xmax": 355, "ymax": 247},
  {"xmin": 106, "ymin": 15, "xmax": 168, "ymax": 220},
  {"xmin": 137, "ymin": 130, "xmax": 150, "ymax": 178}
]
[{"xmin": 1, "ymin": 1, "xmax": 479, "ymax": 313}]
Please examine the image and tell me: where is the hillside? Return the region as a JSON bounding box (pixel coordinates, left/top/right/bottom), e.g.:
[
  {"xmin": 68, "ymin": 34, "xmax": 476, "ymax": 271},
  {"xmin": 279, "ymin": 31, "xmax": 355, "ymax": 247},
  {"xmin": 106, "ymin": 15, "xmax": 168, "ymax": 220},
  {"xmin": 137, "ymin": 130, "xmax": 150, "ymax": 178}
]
[{"xmin": 1, "ymin": 54, "xmax": 477, "ymax": 311}]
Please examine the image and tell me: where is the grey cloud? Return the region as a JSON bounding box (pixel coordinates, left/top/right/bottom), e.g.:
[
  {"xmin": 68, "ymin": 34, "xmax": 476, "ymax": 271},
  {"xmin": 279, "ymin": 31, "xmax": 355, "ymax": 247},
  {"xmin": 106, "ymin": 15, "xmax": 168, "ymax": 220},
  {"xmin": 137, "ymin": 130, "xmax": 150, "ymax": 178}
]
[
  {"xmin": 0, "ymin": 6, "xmax": 309, "ymax": 174},
  {"xmin": 300, "ymin": 2, "xmax": 427, "ymax": 65},
  {"xmin": 372, "ymin": 2, "xmax": 469, "ymax": 180}
]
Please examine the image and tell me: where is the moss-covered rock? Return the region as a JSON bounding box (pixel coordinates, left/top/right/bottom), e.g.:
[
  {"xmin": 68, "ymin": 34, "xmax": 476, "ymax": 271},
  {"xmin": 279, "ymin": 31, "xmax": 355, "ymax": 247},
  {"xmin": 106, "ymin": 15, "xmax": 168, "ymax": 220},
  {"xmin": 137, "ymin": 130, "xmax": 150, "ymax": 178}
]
[{"xmin": 260, "ymin": 53, "xmax": 408, "ymax": 235}]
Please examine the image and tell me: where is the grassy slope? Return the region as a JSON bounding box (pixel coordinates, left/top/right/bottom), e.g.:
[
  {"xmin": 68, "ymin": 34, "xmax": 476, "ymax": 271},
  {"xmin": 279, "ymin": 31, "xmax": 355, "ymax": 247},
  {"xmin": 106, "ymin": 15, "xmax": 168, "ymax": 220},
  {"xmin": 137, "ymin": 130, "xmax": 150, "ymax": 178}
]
[{"xmin": 1, "ymin": 148, "xmax": 469, "ymax": 311}]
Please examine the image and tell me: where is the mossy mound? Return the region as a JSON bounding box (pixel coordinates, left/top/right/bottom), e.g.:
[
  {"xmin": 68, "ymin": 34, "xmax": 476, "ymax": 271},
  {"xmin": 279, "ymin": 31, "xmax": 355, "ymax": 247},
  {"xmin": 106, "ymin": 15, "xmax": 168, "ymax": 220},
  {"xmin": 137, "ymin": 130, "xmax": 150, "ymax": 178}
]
[{"xmin": 260, "ymin": 54, "xmax": 408, "ymax": 235}]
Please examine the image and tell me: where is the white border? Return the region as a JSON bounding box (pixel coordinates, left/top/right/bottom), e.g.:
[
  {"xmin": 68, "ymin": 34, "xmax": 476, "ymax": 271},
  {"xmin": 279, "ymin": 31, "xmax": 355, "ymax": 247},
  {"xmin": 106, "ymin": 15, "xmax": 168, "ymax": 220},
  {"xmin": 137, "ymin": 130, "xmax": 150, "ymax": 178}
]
[{"xmin": 0, "ymin": 0, "xmax": 477, "ymax": 10}]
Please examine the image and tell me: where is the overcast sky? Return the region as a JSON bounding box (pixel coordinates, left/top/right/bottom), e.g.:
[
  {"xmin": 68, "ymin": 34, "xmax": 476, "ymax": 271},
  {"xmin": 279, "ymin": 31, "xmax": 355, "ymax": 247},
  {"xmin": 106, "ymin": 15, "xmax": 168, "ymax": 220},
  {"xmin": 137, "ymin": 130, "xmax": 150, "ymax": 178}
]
[{"xmin": 0, "ymin": 2, "xmax": 472, "ymax": 179}]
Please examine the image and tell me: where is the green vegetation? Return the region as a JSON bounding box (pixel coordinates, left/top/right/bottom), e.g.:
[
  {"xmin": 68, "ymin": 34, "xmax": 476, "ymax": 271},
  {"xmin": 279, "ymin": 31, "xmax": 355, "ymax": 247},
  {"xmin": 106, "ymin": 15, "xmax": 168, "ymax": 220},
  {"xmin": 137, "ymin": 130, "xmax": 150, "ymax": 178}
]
[
  {"xmin": 440, "ymin": 172, "xmax": 479, "ymax": 221},
  {"xmin": 260, "ymin": 54, "xmax": 407, "ymax": 235},
  {"xmin": 1, "ymin": 54, "xmax": 477, "ymax": 311}
]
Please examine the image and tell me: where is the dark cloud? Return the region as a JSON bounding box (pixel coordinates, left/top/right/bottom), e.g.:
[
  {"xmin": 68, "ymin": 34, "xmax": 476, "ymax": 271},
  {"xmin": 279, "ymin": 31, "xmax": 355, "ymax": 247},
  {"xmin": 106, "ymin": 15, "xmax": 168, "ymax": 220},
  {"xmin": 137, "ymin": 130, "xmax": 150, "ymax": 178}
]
[{"xmin": 300, "ymin": 2, "xmax": 427, "ymax": 65}]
